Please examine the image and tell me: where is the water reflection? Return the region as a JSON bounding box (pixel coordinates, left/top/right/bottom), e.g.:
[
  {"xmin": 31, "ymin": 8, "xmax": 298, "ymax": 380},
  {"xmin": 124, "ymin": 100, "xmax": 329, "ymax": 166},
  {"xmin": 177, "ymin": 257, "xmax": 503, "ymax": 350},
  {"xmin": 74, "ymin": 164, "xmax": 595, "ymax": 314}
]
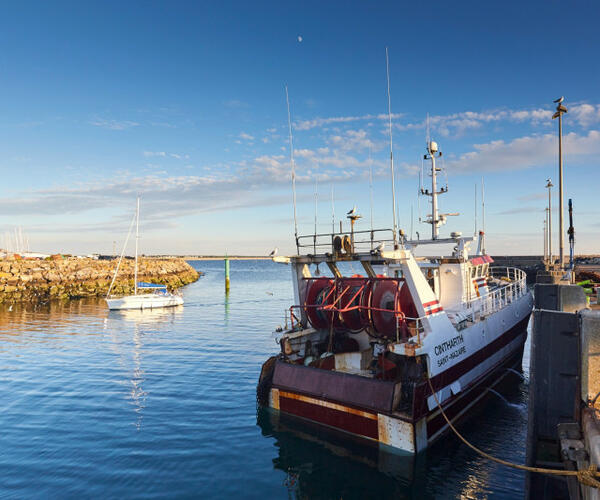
[
  {"xmin": 257, "ymin": 408, "xmax": 428, "ymax": 499},
  {"xmin": 108, "ymin": 304, "xmax": 184, "ymax": 324},
  {"xmin": 106, "ymin": 305, "xmax": 183, "ymax": 429},
  {"xmin": 224, "ymin": 291, "xmax": 230, "ymax": 327}
]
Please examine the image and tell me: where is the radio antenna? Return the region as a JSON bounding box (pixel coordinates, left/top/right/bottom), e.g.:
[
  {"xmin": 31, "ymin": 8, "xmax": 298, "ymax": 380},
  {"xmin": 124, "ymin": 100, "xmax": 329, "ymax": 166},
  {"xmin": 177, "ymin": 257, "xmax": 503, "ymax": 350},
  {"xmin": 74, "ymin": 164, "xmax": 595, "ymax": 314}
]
[
  {"xmin": 331, "ymin": 185, "xmax": 335, "ymax": 233},
  {"xmin": 369, "ymin": 146, "xmax": 374, "ymax": 234},
  {"xmin": 474, "ymin": 183, "xmax": 478, "ymax": 236},
  {"xmin": 285, "ymin": 84, "xmax": 299, "ymax": 249},
  {"xmin": 385, "ymin": 47, "xmax": 398, "ymax": 247},
  {"xmin": 481, "ymin": 177, "xmax": 486, "ymax": 254},
  {"xmin": 314, "ymin": 177, "xmax": 318, "ymax": 236}
]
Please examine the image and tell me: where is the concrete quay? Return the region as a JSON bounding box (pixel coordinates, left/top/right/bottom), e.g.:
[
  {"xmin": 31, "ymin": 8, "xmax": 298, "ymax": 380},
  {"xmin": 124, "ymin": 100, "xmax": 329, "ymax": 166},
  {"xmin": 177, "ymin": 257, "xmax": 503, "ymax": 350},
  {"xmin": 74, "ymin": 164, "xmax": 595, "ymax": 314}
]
[{"xmin": 525, "ymin": 283, "xmax": 600, "ymax": 499}]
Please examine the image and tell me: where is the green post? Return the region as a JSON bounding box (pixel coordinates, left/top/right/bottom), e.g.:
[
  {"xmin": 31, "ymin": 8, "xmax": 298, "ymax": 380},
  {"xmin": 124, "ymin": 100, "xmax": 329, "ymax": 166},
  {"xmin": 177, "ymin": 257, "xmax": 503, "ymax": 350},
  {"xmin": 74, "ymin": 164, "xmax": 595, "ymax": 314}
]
[{"xmin": 225, "ymin": 257, "xmax": 230, "ymax": 293}]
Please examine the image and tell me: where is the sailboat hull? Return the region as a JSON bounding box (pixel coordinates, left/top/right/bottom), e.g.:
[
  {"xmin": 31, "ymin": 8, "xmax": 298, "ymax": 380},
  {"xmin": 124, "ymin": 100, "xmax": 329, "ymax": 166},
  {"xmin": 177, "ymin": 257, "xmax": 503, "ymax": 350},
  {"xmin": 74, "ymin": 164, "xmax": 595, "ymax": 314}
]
[{"xmin": 106, "ymin": 294, "xmax": 184, "ymax": 310}]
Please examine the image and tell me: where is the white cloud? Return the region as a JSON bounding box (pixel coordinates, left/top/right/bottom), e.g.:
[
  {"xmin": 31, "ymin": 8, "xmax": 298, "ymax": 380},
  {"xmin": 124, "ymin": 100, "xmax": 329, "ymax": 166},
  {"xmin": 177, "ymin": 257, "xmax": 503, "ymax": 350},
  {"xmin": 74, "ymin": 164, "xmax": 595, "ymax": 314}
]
[
  {"xmin": 448, "ymin": 130, "xmax": 600, "ymax": 173},
  {"xmin": 570, "ymin": 104, "xmax": 600, "ymax": 127},
  {"xmin": 143, "ymin": 151, "xmax": 189, "ymax": 160},
  {"xmin": 328, "ymin": 129, "xmax": 377, "ymax": 152},
  {"xmin": 239, "ymin": 132, "xmax": 255, "ymax": 141},
  {"xmin": 90, "ymin": 118, "xmax": 140, "ymax": 130},
  {"xmin": 295, "ymin": 113, "xmax": 403, "ymax": 131}
]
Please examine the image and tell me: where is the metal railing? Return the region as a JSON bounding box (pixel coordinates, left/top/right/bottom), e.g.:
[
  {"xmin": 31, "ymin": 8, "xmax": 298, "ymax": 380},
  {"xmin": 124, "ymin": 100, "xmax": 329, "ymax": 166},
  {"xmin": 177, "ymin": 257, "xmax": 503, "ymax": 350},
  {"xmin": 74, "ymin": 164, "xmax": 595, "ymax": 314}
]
[
  {"xmin": 296, "ymin": 228, "xmax": 397, "ymax": 254},
  {"xmin": 455, "ymin": 266, "xmax": 528, "ymax": 326}
]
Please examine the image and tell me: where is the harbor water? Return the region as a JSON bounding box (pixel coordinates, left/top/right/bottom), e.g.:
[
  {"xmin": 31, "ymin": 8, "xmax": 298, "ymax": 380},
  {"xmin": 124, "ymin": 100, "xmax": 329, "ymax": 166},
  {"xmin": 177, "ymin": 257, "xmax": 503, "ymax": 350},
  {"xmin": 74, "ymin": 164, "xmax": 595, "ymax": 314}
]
[{"xmin": 0, "ymin": 260, "xmax": 530, "ymax": 499}]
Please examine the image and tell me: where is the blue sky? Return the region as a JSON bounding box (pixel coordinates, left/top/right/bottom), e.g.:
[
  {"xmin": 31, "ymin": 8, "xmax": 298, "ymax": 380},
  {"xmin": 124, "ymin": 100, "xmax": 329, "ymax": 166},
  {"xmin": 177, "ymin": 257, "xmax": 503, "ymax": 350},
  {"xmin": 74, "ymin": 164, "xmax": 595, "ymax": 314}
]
[{"xmin": 0, "ymin": 1, "xmax": 598, "ymax": 255}]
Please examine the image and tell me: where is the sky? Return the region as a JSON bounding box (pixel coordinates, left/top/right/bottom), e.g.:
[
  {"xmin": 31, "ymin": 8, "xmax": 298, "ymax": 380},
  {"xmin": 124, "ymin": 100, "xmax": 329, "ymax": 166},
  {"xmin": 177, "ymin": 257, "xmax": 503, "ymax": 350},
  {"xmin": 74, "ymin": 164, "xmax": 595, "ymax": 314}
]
[{"xmin": 0, "ymin": 0, "xmax": 598, "ymax": 256}]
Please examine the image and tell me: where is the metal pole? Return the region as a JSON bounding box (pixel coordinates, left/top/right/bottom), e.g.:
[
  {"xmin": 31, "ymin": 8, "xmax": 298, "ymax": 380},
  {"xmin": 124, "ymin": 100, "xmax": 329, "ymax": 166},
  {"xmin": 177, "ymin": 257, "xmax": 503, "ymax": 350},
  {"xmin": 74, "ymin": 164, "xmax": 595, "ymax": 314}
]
[
  {"xmin": 285, "ymin": 85, "xmax": 298, "ymax": 250},
  {"xmin": 558, "ymin": 111, "xmax": 564, "ymax": 269},
  {"xmin": 543, "ymin": 214, "xmax": 547, "ymax": 264},
  {"xmin": 552, "ymin": 97, "xmax": 567, "ymax": 269},
  {"xmin": 385, "ymin": 47, "xmax": 398, "ymax": 247},
  {"xmin": 225, "ymin": 256, "xmax": 230, "ymax": 293},
  {"xmin": 134, "ymin": 196, "xmax": 139, "ymax": 296},
  {"xmin": 546, "ymin": 179, "xmax": 553, "ymax": 267},
  {"xmin": 431, "ymin": 153, "xmax": 438, "ymax": 239}
]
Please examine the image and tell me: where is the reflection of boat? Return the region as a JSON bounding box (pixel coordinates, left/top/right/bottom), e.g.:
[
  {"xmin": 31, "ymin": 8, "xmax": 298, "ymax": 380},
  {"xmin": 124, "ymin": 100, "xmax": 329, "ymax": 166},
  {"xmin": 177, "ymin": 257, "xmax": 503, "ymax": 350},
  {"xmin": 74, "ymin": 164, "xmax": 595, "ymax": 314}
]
[
  {"xmin": 257, "ymin": 138, "xmax": 533, "ymax": 453},
  {"xmin": 257, "ymin": 407, "xmax": 426, "ymax": 498},
  {"xmin": 106, "ymin": 197, "xmax": 184, "ymax": 311}
]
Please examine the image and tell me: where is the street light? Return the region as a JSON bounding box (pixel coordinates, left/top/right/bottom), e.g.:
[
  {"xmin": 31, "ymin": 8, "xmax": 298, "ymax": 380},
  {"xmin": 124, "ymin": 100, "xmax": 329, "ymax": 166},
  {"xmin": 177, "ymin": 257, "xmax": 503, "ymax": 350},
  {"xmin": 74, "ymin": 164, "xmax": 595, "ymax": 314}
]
[
  {"xmin": 552, "ymin": 97, "xmax": 568, "ymax": 269},
  {"xmin": 546, "ymin": 178, "xmax": 553, "ymax": 267}
]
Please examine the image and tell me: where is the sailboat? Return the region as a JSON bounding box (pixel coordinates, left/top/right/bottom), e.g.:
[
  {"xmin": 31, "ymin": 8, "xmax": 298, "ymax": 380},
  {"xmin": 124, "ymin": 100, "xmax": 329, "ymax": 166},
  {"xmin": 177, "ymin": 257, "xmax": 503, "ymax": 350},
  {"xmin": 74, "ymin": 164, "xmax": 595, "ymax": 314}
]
[{"xmin": 105, "ymin": 197, "xmax": 184, "ymax": 311}]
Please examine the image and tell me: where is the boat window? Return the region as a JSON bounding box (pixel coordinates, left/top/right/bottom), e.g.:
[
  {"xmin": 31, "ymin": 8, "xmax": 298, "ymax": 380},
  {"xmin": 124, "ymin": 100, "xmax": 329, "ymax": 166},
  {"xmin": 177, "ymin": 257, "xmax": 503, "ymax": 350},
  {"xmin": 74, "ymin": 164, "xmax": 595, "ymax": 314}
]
[
  {"xmin": 470, "ymin": 267, "xmax": 476, "ymax": 278},
  {"xmin": 482, "ymin": 264, "xmax": 488, "ymax": 276}
]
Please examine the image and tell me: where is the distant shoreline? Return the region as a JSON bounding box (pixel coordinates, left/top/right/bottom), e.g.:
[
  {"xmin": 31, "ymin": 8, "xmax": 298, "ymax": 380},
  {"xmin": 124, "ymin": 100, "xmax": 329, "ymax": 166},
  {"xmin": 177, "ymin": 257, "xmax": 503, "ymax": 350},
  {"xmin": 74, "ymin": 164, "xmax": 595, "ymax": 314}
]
[{"xmin": 156, "ymin": 256, "xmax": 271, "ymax": 261}]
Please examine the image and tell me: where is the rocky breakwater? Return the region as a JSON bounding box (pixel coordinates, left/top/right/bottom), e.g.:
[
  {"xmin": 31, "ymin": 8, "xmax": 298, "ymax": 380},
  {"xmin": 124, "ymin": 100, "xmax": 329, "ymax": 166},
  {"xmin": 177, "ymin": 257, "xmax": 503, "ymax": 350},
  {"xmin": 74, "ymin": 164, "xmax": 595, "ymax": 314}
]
[{"xmin": 0, "ymin": 257, "xmax": 200, "ymax": 303}]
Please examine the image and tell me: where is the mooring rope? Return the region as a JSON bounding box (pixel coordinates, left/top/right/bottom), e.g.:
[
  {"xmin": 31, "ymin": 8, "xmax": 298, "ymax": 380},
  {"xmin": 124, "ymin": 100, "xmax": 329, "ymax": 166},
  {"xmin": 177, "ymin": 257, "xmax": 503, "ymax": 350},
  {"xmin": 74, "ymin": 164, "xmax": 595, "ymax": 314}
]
[{"xmin": 426, "ymin": 376, "xmax": 600, "ymax": 488}]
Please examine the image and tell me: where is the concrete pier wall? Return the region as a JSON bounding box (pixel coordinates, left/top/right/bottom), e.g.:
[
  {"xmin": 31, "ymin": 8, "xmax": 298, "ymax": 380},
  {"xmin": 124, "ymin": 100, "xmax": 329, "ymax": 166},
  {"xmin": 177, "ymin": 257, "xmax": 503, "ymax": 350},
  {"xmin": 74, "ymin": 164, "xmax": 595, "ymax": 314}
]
[{"xmin": 0, "ymin": 257, "xmax": 199, "ymax": 303}]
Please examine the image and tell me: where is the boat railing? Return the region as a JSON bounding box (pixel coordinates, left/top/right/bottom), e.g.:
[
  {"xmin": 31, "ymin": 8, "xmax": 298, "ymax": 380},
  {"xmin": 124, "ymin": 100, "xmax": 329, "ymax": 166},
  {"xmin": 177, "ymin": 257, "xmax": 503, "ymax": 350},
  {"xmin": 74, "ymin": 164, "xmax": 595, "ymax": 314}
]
[
  {"xmin": 457, "ymin": 266, "xmax": 528, "ymax": 326},
  {"xmin": 296, "ymin": 228, "xmax": 397, "ymax": 255}
]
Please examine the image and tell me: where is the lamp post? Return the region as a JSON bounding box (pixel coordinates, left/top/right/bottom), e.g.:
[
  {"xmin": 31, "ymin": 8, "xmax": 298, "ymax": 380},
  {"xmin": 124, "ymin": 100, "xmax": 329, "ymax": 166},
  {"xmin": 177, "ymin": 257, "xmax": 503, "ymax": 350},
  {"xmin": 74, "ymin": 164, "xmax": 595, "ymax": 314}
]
[
  {"xmin": 543, "ymin": 210, "xmax": 548, "ymax": 264},
  {"xmin": 552, "ymin": 97, "xmax": 567, "ymax": 269},
  {"xmin": 546, "ymin": 178, "xmax": 553, "ymax": 267}
]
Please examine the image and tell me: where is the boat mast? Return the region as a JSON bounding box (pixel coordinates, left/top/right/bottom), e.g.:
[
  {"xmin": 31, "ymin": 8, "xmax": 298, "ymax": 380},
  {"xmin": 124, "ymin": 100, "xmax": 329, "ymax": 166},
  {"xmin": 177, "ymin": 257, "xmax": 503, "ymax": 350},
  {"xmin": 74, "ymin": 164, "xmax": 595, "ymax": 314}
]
[
  {"xmin": 385, "ymin": 47, "xmax": 398, "ymax": 247},
  {"xmin": 134, "ymin": 196, "xmax": 140, "ymax": 296},
  {"xmin": 285, "ymin": 85, "xmax": 299, "ymax": 250},
  {"xmin": 422, "ymin": 139, "xmax": 445, "ymax": 239}
]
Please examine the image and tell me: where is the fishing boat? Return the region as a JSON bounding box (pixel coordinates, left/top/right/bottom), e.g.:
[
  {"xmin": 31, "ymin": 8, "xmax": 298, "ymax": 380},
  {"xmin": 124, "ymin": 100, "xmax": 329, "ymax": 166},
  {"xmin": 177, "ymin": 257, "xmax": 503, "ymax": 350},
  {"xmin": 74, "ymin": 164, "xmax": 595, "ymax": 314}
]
[
  {"xmin": 257, "ymin": 137, "xmax": 533, "ymax": 453},
  {"xmin": 106, "ymin": 198, "xmax": 184, "ymax": 311}
]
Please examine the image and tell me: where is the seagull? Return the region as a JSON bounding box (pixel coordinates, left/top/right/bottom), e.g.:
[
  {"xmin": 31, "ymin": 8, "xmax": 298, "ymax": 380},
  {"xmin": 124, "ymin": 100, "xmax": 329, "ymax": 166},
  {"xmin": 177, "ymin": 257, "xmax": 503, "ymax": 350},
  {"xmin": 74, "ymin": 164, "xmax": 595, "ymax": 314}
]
[
  {"xmin": 269, "ymin": 247, "xmax": 278, "ymax": 257},
  {"xmin": 347, "ymin": 206, "xmax": 357, "ymax": 216},
  {"xmin": 554, "ymin": 96, "xmax": 564, "ymax": 104},
  {"xmin": 371, "ymin": 242, "xmax": 385, "ymax": 255}
]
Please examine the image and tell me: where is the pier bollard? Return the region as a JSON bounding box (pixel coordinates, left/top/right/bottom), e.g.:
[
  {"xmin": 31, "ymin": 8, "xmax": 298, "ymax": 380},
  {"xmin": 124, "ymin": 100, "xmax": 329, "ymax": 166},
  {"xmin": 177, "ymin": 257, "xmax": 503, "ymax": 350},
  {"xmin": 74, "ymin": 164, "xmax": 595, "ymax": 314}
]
[{"xmin": 225, "ymin": 257, "xmax": 230, "ymax": 293}]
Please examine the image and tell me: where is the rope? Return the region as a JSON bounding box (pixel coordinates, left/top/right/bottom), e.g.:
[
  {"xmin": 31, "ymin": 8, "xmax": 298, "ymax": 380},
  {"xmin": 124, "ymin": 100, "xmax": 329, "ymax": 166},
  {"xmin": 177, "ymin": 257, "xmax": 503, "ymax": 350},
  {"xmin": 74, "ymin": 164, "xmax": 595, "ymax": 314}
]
[
  {"xmin": 426, "ymin": 376, "xmax": 600, "ymax": 488},
  {"xmin": 106, "ymin": 212, "xmax": 137, "ymax": 298}
]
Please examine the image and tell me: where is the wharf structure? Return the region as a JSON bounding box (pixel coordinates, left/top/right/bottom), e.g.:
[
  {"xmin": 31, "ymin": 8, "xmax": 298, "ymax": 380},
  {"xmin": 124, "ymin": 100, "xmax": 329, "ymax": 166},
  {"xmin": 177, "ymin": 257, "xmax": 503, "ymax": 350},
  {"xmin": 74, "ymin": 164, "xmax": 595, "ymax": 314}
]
[{"xmin": 526, "ymin": 282, "xmax": 600, "ymax": 499}]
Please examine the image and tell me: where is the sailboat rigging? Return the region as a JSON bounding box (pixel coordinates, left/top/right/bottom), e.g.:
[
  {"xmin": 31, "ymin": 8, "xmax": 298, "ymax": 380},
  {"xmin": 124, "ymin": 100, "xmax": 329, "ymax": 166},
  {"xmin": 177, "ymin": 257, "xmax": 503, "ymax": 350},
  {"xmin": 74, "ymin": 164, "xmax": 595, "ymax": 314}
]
[{"xmin": 106, "ymin": 197, "xmax": 184, "ymax": 310}]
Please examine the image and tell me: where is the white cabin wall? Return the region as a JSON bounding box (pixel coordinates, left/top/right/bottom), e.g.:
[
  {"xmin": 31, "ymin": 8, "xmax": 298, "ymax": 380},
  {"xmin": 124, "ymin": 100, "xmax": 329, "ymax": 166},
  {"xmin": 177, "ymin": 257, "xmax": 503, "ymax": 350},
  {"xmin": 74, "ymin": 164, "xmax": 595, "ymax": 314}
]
[{"xmin": 438, "ymin": 263, "xmax": 466, "ymax": 310}]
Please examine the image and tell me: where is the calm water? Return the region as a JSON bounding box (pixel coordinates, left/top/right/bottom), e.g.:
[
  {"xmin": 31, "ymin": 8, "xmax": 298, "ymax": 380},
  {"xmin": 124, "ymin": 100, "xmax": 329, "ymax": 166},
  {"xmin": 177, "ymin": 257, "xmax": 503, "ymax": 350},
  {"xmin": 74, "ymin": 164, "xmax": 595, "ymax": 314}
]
[{"xmin": 0, "ymin": 260, "xmax": 530, "ymax": 499}]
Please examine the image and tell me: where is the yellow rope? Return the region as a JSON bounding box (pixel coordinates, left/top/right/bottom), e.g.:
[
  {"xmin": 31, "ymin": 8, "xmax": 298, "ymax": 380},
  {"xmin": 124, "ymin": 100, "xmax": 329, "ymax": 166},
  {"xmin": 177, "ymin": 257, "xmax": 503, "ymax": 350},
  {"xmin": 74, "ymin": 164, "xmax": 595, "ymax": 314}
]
[{"xmin": 426, "ymin": 377, "xmax": 600, "ymax": 488}]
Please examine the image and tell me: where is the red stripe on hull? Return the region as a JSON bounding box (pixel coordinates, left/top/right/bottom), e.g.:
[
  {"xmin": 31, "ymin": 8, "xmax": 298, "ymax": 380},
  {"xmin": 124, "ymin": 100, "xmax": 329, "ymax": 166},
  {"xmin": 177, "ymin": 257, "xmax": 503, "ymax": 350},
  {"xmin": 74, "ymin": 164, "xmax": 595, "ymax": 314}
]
[{"xmin": 279, "ymin": 395, "xmax": 379, "ymax": 440}]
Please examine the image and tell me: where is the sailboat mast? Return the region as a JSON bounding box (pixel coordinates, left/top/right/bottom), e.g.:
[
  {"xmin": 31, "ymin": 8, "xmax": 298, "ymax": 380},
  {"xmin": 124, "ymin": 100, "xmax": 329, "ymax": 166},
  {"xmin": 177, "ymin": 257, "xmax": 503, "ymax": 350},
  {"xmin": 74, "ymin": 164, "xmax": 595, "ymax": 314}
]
[{"xmin": 134, "ymin": 197, "xmax": 140, "ymax": 295}]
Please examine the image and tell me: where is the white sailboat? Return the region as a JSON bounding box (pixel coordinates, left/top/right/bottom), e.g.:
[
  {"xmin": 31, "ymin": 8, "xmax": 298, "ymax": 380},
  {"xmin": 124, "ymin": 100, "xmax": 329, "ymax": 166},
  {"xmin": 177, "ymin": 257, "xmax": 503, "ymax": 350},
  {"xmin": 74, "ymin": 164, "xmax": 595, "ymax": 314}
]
[{"xmin": 106, "ymin": 197, "xmax": 184, "ymax": 311}]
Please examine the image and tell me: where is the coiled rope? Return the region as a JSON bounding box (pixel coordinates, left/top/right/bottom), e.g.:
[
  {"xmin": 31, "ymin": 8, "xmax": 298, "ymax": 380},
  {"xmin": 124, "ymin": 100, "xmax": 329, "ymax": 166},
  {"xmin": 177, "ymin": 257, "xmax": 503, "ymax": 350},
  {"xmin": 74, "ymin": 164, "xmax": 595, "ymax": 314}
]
[{"xmin": 426, "ymin": 377, "xmax": 600, "ymax": 488}]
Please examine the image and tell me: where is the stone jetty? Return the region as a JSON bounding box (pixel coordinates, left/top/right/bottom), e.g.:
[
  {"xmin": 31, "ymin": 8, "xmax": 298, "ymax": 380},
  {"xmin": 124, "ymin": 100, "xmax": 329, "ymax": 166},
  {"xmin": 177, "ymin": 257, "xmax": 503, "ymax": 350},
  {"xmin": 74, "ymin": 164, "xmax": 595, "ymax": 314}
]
[{"xmin": 0, "ymin": 257, "xmax": 199, "ymax": 303}]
